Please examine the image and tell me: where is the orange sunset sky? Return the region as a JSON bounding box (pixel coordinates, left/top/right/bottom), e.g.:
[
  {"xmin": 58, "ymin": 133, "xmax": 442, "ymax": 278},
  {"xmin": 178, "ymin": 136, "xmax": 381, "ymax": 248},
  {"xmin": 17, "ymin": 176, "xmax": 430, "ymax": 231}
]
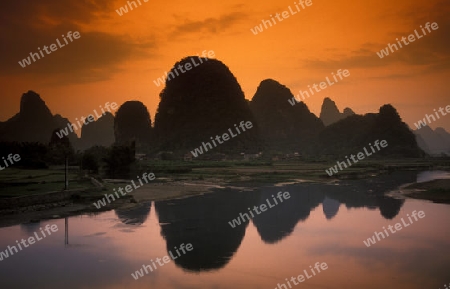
[{"xmin": 0, "ymin": 0, "xmax": 449, "ymax": 133}]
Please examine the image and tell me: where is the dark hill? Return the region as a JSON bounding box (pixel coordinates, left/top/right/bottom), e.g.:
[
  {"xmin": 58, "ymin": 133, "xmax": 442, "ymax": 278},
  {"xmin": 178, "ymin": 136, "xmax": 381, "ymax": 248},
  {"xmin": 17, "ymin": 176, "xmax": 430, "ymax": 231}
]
[
  {"xmin": 153, "ymin": 56, "xmax": 261, "ymax": 154},
  {"xmin": 0, "ymin": 91, "xmax": 78, "ymax": 145},
  {"xmin": 319, "ymin": 97, "xmax": 355, "ymax": 126},
  {"xmin": 53, "ymin": 114, "xmax": 80, "ymax": 149},
  {"xmin": 316, "ymin": 104, "xmax": 424, "ymax": 157},
  {"xmin": 249, "ymin": 79, "xmax": 324, "ymax": 154},
  {"xmin": 413, "ymin": 126, "xmax": 450, "ymax": 156},
  {"xmin": 114, "ymin": 101, "xmax": 152, "ymax": 148},
  {"xmin": 80, "ymin": 112, "xmax": 115, "ymax": 150}
]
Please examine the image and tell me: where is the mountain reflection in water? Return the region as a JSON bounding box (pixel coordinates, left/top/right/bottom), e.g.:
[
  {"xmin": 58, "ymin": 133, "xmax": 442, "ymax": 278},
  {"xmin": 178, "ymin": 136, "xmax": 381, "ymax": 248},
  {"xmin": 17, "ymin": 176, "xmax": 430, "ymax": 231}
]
[{"xmin": 153, "ymin": 171, "xmax": 413, "ymax": 271}]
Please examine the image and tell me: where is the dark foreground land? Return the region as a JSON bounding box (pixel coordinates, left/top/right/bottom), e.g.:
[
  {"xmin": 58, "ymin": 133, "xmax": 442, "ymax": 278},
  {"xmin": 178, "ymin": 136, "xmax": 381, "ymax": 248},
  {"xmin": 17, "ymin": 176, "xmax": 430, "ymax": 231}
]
[
  {"xmin": 0, "ymin": 158, "xmax": 449, "ymax": 227},
  {"xmin": 403, "ymin": 179, "xmax": 450, "ymax": 204}
]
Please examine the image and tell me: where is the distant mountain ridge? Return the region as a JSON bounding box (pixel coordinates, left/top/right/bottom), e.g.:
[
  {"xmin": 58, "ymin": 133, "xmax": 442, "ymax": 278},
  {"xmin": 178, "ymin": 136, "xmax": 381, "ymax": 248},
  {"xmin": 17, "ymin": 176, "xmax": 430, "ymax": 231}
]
[
  {"xmin": 413, "ymin": 126, "xmax": 450, "ymax": 156},
  {"xmin": 0, "ymin": 91, "xmax": 78, "ymax": 144},
  {"xmin": 249, "ymin": 79, "xmax": 324, "ymax": 153},
  {"xmin": 153, "ymin": 56, "xmax": 261, "ymax": 155},
  {"xmin": 0, "ymin": 90, "xmax": 116, "ymax": 150},
  {"xmin": 320, "ymin": 97, "xmax": 355, "ymax": 126},
  {"xmin": 0, "ymin": 58, "xmax": 428, "ymax": 158},
  {"xmin": 80, "ymin": 112, "xmax": 115, "ymax": 150}
]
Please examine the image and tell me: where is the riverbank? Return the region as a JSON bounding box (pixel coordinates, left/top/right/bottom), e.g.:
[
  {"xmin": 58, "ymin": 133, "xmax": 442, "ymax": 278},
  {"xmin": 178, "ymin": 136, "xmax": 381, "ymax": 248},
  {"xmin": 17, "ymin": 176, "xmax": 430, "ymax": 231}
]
[
  {"xmin": 0, "ymin": 179, "xmax": 225, "ymax": 228},
  {"xmin": 400, "ymin": 179, "xmax": 450, "ymax": 204},
  {"xmin": 0, "ymin": 159, "xmax": 449, "ymax": 228}
]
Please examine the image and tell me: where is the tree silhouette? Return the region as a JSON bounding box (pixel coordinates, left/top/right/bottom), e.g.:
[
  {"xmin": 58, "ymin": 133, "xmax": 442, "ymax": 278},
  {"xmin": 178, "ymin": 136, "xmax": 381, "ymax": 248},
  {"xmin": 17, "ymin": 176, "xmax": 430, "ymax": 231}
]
[
  {"xmin": 48, "ymin": 129, "xmax": 75, "ymax": 165},
  {"xmin": 102, "ymin": 142, "xmax": 135, "ymax": 178}
]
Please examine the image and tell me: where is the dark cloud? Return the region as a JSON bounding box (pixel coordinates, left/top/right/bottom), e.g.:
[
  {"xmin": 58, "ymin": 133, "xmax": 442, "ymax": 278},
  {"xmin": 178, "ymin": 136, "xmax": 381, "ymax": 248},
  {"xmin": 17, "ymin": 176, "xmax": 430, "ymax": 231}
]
[
  {"xmin": 302, "ymin": 47, "xmax": 387, "ymax": 70},
  {"xmin": 169, "ymin": 12, "xmax": 248, "ymax": 38},
  {"xmin": 0, "ymin": 0, "xmax": 157, "ymax": 84},
  {"xmin": 0, "ymin": 0, "xmax": 114, "ymax": 26},
  {"xmin": 4, "ymin": 30, "xmax": 155, "ymax": 84}
]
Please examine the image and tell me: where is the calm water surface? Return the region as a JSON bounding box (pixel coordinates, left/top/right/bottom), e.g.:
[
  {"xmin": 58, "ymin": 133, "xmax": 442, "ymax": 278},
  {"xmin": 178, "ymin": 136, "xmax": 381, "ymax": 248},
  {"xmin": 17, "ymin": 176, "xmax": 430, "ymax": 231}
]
[{"xmin": 0, "ymin": 171, "xmax": 449, "ymax": 289}]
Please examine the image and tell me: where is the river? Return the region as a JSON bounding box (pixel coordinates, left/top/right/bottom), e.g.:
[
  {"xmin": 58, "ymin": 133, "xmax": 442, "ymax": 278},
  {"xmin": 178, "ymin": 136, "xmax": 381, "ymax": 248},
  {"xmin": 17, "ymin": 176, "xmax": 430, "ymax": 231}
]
[{"xmin": 0, "ymin": 171, "xmax": 449, "ymax": 288}]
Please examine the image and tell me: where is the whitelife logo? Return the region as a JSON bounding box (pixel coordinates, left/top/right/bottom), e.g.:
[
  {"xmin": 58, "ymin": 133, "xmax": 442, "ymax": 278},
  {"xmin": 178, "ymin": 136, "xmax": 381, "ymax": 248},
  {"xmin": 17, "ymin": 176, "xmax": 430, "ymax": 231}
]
[
  {"xmin": 55, "ymin": 102, "xmax": 118, "ymax": 139},
  {"xmin": 413, "ymin": 104, "xmax": 450, "ymax": 129},
  {"xmin": 274, "ymin": 262, "xmax": 328, "ymax": 289},
  {"xmin": 250, "ymin": 0, "xmax": 313, "ymax": 35},
  {"xmin": 0, "ymin": 224, "xmax": 58, "ymax": 262},
  {"xmin": 152, "ymin": 50, "xmax": 215, "ymax": 87},
  {"xmin": 288, "ymin": 69, "xmax": 350, "ymax": 106},
  {"xmin": 93, "ymin": 172, "xmax": 155, "ymax": 209},
  {"xmin": 363, "ymin": 210, "xmax": 425, "ymax": 247},
  {"xmin": 131, "ymin": 243, "xmax": 193, "ymax": 280},
  {"xmin": 229, "ymin": 192, "xmax": 290, "ymax": 228},
  {"xmin": 115, "ymin": 0, "xmax": 149, "ymax": 16},
  {"xmin": 18, "ymin": 31, "xmax": 81, "ymax": 68},
  {"xmin": 325, "ymin": 140, "xmax": 388, "ymax": 176},
  {"xmin": 376, "ymin": 22, "xmax": 439, "ymax": 59},
  {"xmin": 190, "ymin": 121, "xmax": 253, "ymax": 158},
  {"xmin": 0, "ymin": 153, "xmax": 21, "ymax": 171}
]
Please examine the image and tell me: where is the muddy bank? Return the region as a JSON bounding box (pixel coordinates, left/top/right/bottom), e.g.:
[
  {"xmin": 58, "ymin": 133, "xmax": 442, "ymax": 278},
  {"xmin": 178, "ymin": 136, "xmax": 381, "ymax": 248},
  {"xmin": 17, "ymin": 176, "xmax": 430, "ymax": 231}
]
[
  {"xmin": 0, "ymin": 189, "xmax": 84, "ymax": 213},
  {"xmin": 2, "ymin": 173, "xmax": 449, "ymax": 228},
  {"xmin": 402, "ymin": 179, "xmax": 450, "ymax": 204},
  {"xmin": 0, "ymin": 180, "xmax": 220, "ymax": 228}
]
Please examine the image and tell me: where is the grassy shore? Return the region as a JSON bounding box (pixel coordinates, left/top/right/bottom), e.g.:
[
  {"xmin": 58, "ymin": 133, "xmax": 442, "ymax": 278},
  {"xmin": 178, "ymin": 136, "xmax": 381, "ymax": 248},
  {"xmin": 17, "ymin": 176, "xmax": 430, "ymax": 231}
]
[
  {"xmin": 138, "ymin": 158, "xmax": 450, "ymax": 184},
  {"xmin": 0, "ymin": 167, "xmax": 96, "ymax": 197},
  {"xmin": 0, "ymin": 158, "xmax": 449, "ymax": 216},
  {"xmin": 402, "ymin": 179, "xmax": 450, "ymax": 204}
]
